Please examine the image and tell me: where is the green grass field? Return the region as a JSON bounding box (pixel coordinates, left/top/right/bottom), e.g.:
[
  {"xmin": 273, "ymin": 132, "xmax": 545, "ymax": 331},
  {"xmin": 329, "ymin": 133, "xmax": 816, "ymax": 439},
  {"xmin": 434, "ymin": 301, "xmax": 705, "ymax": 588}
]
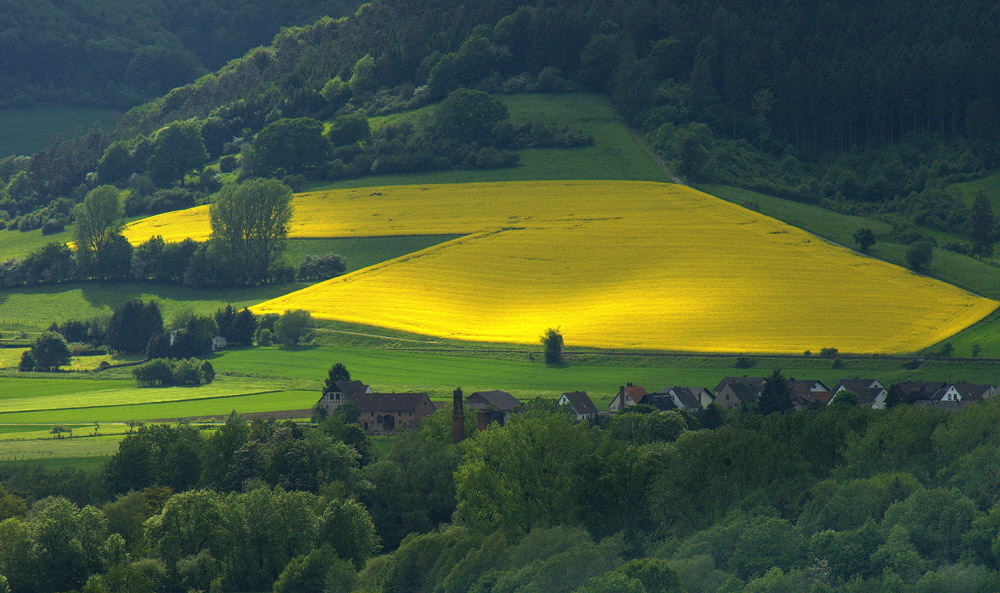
[
  {"xmin": 318, "ymin": 93, "xmax": 668, "ymax": 190},
  {"xmin": 0, "ymin": 106, "xmax": 121, "ymax": 157},
  {"xmin": 954, "ymin": 171, "xmax": 1000, "ymax": 208}
]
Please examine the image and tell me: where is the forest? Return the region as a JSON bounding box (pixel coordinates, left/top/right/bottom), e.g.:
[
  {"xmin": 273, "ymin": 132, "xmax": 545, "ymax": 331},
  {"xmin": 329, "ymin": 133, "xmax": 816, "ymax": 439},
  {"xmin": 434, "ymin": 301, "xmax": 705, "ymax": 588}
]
[
  {"xmin": 0, "ymin": 0, "xmax": 360, "ymax": 109},
  {"xmin": 6, "ymin": 393, "xmax": 1000, "ymax": 592},
  {"xmin": 1, "ymin": 0, "xmax": 997, "ymax": 244}
]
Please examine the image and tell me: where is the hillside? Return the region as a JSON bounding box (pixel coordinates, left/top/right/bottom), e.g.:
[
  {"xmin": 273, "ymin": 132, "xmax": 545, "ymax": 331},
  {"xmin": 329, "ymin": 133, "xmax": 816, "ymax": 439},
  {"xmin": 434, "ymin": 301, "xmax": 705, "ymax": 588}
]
[{"xmin": 124, "ymin": 180, "xmax": 996, "ymax": 354}]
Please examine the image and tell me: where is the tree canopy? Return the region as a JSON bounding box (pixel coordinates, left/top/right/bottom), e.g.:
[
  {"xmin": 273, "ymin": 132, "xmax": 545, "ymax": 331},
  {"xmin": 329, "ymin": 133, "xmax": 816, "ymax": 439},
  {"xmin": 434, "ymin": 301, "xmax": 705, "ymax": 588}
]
[{"xmin": 209, "ymin": 179, "xmax": 294, "ymax": 284}]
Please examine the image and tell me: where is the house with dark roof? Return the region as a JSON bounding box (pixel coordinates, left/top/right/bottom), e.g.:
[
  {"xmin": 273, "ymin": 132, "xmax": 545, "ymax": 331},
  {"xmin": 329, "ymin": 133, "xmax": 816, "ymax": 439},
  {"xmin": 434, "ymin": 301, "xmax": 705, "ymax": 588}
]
[
  {"xmin": 317, "ymin": 380, "xmax": 372, "ymax": 415},
  {"xmin": 714, "ymin": 382, "xmax": 761, "ymax": 410},
  {"xmin": 896, "ymin": 381, "xmax": 948, "ymax": 404},
  {"xmin": 466, "ymin": 390, "xmax": 523, "ymax": 426},
  {"xmin": 831, "ymin": 378, "xmax": 887, "ymax": 409},
  {"xmin": 663, "ymin": 386, "xmax": 712, "ymax": 411},
  {"xmin": 788, "ymin": 379, "xmax": 831, "ymax": 410},
  {"xmin": 930, "ymin": 382, "xmax": 997, "ymax": 403},
  {"xmin": 608, "ymin": 384, "xmax": 648, "ymax": 413},
  {"xmin": 351, "ymin": 392, "xmax": 435, "ymax": 434},
  {"xmin": 642, "ymin": 393, "xmax": 677, "ymax": 412},
  {"xmin": 559, "ymin": 391, "xmax": 599, "ymax": 421},
  {"xmin": 714, "ymin": 376, "xmax": 766, "ymax": 393}
]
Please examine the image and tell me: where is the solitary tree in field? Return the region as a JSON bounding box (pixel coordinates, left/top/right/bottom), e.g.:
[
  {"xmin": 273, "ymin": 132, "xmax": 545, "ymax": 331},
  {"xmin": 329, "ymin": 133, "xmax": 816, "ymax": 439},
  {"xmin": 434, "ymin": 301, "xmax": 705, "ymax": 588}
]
[
  {"xmin": 210, "ymin": 179, "xmax": 293, "ymax": 284},
  {"xmin": 969, "ymin": 191, "xmax": 998, "ymax": 259},
  {"xmin": 541, "ymin": 328, "xmax": 564, "ymax": 365},
  {"xmin": 906, "ymin": 241, "xmax": 933, "ymax": 273},
  {"xmin": 853, "ymin": 227, "xmax": 876, "ymax": 253},
  {"xmin": 30, "ymin": 331, "xmax": 71, "ymax": 371}
]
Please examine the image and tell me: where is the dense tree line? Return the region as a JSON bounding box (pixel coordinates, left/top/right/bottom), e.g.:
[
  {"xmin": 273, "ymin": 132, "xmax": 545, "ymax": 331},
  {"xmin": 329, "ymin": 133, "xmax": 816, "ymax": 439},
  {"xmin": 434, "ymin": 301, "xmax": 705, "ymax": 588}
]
[
  {"xmin": 9, "ymin": 395, "xmax": 1000, "ymax": 590},
  {"xmin": 0, "ymin": 0, "xmax": 361, "ymax": 110}
]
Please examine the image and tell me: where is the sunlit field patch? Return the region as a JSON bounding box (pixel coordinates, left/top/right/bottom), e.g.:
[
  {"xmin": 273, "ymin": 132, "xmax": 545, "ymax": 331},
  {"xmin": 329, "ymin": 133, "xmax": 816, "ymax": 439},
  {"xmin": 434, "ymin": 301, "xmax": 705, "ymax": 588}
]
[{"xmin": 125, "ymin": 181, "xmax": 997, "ymax": 353}]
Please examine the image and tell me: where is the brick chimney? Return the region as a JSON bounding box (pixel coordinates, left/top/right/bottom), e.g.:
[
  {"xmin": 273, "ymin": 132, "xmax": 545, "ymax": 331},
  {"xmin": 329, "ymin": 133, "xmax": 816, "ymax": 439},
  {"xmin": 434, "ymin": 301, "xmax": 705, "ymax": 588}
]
[{"xmin": 452, "ymin": 387, "xmax": 464, "ymax": 445}]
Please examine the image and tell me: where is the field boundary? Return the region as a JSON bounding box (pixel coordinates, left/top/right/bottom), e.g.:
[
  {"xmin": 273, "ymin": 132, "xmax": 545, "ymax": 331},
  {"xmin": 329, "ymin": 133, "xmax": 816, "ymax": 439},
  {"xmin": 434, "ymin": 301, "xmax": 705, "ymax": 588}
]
[{"xmin": 0, "ymin": 389, "xmax": 284, "ymax": 416}]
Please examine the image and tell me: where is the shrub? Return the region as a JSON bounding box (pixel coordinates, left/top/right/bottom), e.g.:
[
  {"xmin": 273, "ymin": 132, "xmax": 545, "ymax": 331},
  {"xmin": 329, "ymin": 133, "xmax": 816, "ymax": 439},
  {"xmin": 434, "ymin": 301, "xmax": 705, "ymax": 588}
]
[
  {"xmin": 30, "ymin": 331, "xmax": 71, "ymax": 371},
  {"xmin": 906, "ymin": 241, "xmax": 933, "ymax": 272},
  {"xmin": 172, "ymin": 358, "xmax": 203, "ymax": 385},
  {"xmin": 133, "ymin": 358, "xmax": 174, "ymax": 387},
  {"xmin": 274, "ymin": 310, "xmax": 314, "ymax": 347}
]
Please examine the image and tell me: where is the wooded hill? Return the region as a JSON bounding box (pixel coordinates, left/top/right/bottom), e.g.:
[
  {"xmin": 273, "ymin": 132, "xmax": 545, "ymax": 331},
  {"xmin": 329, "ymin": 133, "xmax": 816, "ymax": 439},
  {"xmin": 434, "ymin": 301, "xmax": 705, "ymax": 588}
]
[
  {"xmin": 0, "ymin": 0, "xmax": 359, "ymax": 110},
  {"xmin": 2, "ymin": 0, "xmax": 1000, "ymax": 263}
]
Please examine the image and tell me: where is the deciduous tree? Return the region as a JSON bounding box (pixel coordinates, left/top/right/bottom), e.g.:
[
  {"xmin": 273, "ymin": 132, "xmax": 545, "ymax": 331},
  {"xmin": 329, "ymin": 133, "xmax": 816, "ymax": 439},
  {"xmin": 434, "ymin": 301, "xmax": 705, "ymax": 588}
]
[{"xmin": 210, "ymin": 179, "xmax": 293, "ymax": 284}]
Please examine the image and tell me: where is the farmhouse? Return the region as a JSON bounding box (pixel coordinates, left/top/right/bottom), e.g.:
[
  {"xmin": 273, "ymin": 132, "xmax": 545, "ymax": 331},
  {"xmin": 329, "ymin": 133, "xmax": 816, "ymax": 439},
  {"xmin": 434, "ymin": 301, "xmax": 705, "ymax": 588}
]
[
  {"xmin": 642, "ymin": 393, "xmax": 677, "ymax": 412},
  {"xmin": 352, "ymin": 392, "xmax": 435, "ymax": 434},
  {"xmin": 896, "ymin": 381, "xmax": 948, "ymax": 404},
  {"xmin": 930, "ymin": 382, "xmax": 996, "ymax": 403},
  {"xmin": 608, "ymin": 384, "xmax": 648, "ymax": 412},
  {"xmin": 466, "ymin": 390, "xmax": 523, "ymax": 426},
  {"xmin": 831, "ymin": 378, "xmax": 887, "ymax": 408},
  {"xmin": 559, "ymin": 391, "xmax": 598, "ymax": 420},
  {"xmin": 316, "ymin": 380, "xmax": 372, "ymax": 415}
]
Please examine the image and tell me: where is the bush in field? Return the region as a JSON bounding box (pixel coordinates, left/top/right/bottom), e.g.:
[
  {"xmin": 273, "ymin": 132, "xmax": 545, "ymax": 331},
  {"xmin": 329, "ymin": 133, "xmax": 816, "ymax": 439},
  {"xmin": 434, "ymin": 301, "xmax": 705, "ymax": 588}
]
[
  {"xmin": 274, "ymin": 309, "xmax": 314, "ymax": 347},
  {"xmin": 30, "ymin": 331, "xmax": 72, "ymax": 371},
  {"xmin": 297, "ymin": 254, "xmax": 347, "ymax": 281},
  {"xmin": 133, "ymin": 358, "xmax": 214, "ymax": 387}
]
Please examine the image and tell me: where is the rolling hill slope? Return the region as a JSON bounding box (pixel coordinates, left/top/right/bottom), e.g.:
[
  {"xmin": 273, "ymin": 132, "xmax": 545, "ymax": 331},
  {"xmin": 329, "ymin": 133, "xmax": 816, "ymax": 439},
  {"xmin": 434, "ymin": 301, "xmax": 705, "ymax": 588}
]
[{"xmin": 125, "ymin": 180, "xmax": 997, "ymax": 354}]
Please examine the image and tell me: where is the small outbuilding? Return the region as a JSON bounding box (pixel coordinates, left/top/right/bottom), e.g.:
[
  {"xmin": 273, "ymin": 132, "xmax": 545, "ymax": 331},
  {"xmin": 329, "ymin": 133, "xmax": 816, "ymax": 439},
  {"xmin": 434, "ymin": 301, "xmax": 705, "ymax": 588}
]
[{"xmin": 466, "ymin": 390, "xmax": 523, "ymax": 426}]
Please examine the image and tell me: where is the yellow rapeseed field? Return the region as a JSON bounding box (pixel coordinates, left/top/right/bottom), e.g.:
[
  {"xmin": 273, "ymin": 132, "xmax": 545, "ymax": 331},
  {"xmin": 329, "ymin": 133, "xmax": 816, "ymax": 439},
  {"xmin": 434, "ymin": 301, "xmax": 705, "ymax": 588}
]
[{"xmin": 123, "ymin": 180, "xmax": 997, "ymax": 353}]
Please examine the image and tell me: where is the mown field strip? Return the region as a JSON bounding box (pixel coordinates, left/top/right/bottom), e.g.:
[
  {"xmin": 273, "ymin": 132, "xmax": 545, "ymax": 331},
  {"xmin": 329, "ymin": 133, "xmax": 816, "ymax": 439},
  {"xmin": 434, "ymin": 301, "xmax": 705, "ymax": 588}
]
[
  {"xmin": 0, "ymin": 390, "xmax": 318, "ymax": 424},
  {"xmin": 0, "ymin": 376, "xmax": 288, "ymax": 413}
]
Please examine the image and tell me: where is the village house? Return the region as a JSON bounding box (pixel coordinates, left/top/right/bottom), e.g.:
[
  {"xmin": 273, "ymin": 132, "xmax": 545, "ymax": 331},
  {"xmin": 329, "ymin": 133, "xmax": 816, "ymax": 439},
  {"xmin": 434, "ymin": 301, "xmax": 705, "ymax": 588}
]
[
  {"xmin": 466, "ymin": 390, "xmax": 523, "ymax": 426},
  {"xmin": 608, "ymin": 384, "xmax": 648, "ymax": 412},
  {"xmin": 788, "ymin": 379, "xmax": 831, "ymax": 410},
  {"xmin": 559, "ymin": 391, "xmax": 599, "ymax": 421},
  {"xmin": 896, "ymin": 381, "xmax": 948, "ymax": 405},
  {"xmin": 352, "ymin": 392, "xmax": 435, "ymax": 434},
  {"xmin": 642, "ymin": 392, "xmax": 677, "ymax": 411},
  {"xmin": 930, "ymin": 382, "xmax": 997, "ymax": 403},
  {"xmin": 662, "ymin": 386, "xmax": 713, "ymax": 411},
  {"xmin": 713, "ymin": 377, "xmax": 766, "ymax": 410},
  {"xmin": 831, "ymin": 378, "xmax": 887, "ymax": 409},
  {"xmin": 316, "ymin": 380, "xmax": 373, "ymax": 415}
]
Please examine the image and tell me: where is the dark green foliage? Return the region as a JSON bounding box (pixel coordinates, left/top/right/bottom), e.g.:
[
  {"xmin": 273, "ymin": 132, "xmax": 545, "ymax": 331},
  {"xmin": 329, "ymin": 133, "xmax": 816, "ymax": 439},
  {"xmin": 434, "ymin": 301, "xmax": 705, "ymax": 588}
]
[
  {"xmin": 830, "ymin": 390, "xmax": 859, "ymax": 407},
  {"xmin": 434, "ymin": 89, "xmax": 511, "ymax": 146},
  {"xmin": 248, "ymin": 117, "xmax": 329, "ymax": 178},
  {"xmin": 324, "ymin": 363, "xmax": 351, "ymax": 393},
  {"xmin": 107, "ymin": 299, "xmax": 164, "ymax": 354},
  {"xmin": 29, "ymin": 331, "xmax": 72, "ymax": 371},
  {"xmin": 757, "ymin": 368, "xmax": 793, "ymax": 415},
  {"xmin": 970, "ymin": 191, "xmax": 998, "ymax": 259},
  {"xmin": 297, "ymin": 253, "xmax": 347, "ymax": 281},
  {"xmin": 853, "ymin": 228, "xmax": 876, "ymax": 253},
  {"xmin": 541, "ymin": 327, "xmax": 564, "ymax": 365},
  {"xmin": 147, "ymin": 121, "xmax": 208, "ymax": 186},
  {"xmin": 326, "ymin": 113, "xmax": 372, "ymax": 147},
  {"xmin": 906, "ymin": 240, "xmax": 934, "ymax": 272}
]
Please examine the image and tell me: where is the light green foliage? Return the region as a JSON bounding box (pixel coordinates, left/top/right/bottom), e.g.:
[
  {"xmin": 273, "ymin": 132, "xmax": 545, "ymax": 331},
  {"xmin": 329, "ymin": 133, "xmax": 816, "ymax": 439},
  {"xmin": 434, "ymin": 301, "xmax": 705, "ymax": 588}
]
[
  {"xmin": 455, "ymin": 414, "xmax": 598, "ymax": 536},
  {"xmin": 881, "ymin": 488, "xmax": 980, "ymax": 563},
  {"xmin": 729, "ymin": 517, "xmax": 807, "ymax": 580},
  {"xmin": 797, "ymin": 473, "xmax": 921, "ymax": 534},
  {"xmin": 608, "ymin": 410, "xmax": 688, "ymax": 445},
  {"xmin": 318, "ymin": 498, "xmax": 381, "ymax": 568},
  {"xmin": 741, "ymin": 567, "xmax": 813, "ymax": 593},
  {"xmin": 210, "ymin": 179, "xmax": 293, "ymax": 284},
  {"xmin": 348, "ymin": 54, "xmax": 377, "ymax": 95},
  {"xmin": 668, "ymin": 555, "xmax": 733, "ymax": 593},
  {"xmin": 74, "ymin": 185, "xmax": 124, "ymax": 254},
  {"xmin": 274, "ymin": 309, "xmax": 314, "ymax": 346},
  {"xmin": 870, "ymin": 525, "xmax": 926, "ymax": 581}
]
